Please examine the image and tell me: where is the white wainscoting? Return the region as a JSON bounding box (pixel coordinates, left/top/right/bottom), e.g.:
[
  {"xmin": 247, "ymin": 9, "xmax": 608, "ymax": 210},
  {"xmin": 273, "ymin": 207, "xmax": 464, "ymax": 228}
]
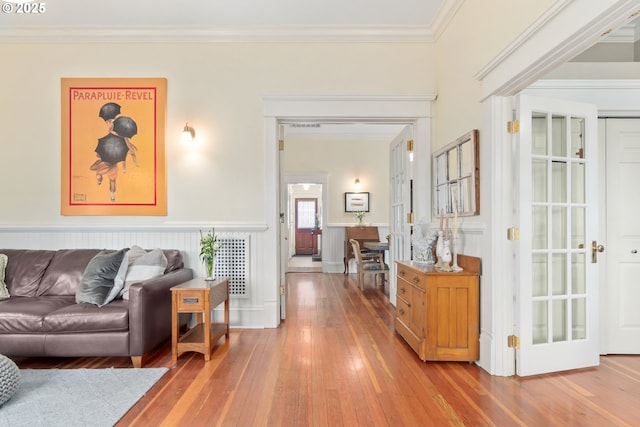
[
  {"xmin": 0, "ymin": 221, "xmax": 485, "ymax": 329},
  {"xmin": 0, "ymin": 224, "xmax": 269, "ymax": 328}
]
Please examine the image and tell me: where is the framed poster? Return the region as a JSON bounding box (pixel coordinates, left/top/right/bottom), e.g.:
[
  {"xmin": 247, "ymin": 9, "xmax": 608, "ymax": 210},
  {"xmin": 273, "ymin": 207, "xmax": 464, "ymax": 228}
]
[
  {"xmin": 345, "ymin": 192, "xmax": 370, "ymax": 212},
  {"xmin": 61, "ymin": 77, "xmax": 167, "ymax": 215}
]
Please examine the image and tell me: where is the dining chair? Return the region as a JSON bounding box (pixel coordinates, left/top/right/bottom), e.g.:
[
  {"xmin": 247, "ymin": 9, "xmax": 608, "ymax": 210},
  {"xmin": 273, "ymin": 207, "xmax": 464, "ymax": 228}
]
[{"xmin": 349, "ymin": 239, "xmax": 389, "ymax": 291}]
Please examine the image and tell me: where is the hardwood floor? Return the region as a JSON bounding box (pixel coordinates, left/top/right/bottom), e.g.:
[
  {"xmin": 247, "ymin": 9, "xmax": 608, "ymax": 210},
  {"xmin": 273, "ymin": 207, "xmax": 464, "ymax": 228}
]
[{"xmin": 14, "ymin": 272, "xmax": 640, "ymax": 426}]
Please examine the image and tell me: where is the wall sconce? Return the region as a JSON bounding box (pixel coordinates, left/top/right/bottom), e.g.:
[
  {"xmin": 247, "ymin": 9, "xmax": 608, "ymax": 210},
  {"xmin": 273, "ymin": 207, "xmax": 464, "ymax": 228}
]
[
  {"xmin": 354, "ymin": 178, "xmax": 361, "ymax": 189},
  {"xmin": 181, "ymin": 122, "xmax": 195, "ymax": 143}
]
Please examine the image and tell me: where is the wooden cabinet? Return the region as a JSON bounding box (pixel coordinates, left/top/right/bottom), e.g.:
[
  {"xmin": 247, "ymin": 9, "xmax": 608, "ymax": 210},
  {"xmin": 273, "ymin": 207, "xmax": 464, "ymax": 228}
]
[
  {"xmin": 395, "ymin": 256, "xmax": 480, "ymax": 362},
  {"xmin": 171, "ymin": 277, "xmax": 229, "ymax": 362}
]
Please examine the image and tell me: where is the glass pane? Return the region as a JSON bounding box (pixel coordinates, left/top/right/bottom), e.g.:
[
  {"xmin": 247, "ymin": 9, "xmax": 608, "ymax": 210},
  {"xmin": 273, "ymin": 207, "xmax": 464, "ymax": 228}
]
[
  {"xmin": 552, "ymin": 161, "xmax": 567, "ymax": 203},
  {"xmin": 533, "ymin": 301, "xmax": 548, "ymax": 345},
  {"xmin": 297, "ymin": 201, "xmax": 316, "ymax": 228},
  {"xmin": 552, "ymin": 115, "xmax": 567, "ymax": 157},
  {"xmin": 552, "ymin": 207, "xmax": 567, "ymax": 249},
  {"xmin": 552, "ymin": 299, "xmax": 568, "ymax": 342},
  {"xmin": 532, "ymin": 114, "xmax": 548, "ymax": 156},
  {"xmin": 572, "ymin": 253, "xmax": 586, "ymax": 294},
  {"xmin": 459, "ymin": 177, "xmax": 471, "ymax": 212},
  {"xmin": 532, "ymin": 254, "xmax": 548, "ymax": 297},
  {"xmin": 532, "ymin": 206, "xmax": 548, "ymax": 249},
  {"xmin": 532, "ymin": 159, "xmax": 547, "ymax": 203},
  {"xmin": 436, "ymin": 184, "xmax": 448, "ymax": 215},
  {"xmin": 435, "ymin": 154, "xmax": 446, "ymax": 184},
  {"xmin": 571, "ymin": 162, "xmax": 585, "ymax": 204},
  {"xmin": 460, "ymin": 141, "xmax": 473, "ymax": 177},
  {"xmin": 448, "ymin": 149, "xmax": 458, "ymax": 180},
  {"xmin": 572, "ymin": 207, "xmax": 586, "ymax": 249},
  {"xmin": 552, "ymin": 253, "xmax": 567, "ymax": 296},
  {"xmin": 572, "ymin": 298, "xmax": 587, "ymax": 340},
  {"xmin": 571, "ymin": 117, "xmax": 585, "ymax": 159}
]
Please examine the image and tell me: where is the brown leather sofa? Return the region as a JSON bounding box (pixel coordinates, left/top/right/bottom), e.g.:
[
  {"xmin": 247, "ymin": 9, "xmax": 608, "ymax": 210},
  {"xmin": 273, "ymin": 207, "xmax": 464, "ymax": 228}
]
[{"xmin": 0, "ymin": 248, "xmax": 193, "ymax": 368}]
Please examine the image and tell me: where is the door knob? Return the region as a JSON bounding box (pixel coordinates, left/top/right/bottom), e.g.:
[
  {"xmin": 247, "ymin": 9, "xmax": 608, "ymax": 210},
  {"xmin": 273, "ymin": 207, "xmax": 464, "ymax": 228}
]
[
  {"xmin": 591, "ymin": 240, "xmax": 605, "ymax": 263},
  {"xmin": 632, "ymin": 249, "xmax": 638, "ymax": 254}
]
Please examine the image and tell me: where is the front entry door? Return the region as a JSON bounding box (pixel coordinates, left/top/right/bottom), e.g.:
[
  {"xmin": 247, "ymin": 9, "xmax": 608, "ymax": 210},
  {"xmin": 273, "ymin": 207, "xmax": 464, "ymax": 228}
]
[
  {"xmin": 515, "ymin": 94, "xmax": 599, "ymax": 376},
  {"xmin": 295, "ymin": 198, "xmax": 316, "ymax": 255}
]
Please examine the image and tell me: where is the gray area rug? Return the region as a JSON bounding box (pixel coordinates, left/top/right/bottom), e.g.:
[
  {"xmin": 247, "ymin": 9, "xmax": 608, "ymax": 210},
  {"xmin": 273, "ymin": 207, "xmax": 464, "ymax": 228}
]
[{"xmin": 0, "ymin": 367, "xmax": 168, "ymax": 427}]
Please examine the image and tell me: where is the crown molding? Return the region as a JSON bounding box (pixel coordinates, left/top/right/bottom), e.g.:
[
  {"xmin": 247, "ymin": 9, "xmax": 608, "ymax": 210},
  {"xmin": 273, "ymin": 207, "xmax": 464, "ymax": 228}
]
[
  {"xmin": 0, "ymin": 25, "xmax": 435, "ymax": 44},
  {"xmin": 430, "ymin": 0, "xmax": 465, "ymax": 41},
  {"xmin": 529, "ymin": 79, "xmax": 640, "ymax": 90}
]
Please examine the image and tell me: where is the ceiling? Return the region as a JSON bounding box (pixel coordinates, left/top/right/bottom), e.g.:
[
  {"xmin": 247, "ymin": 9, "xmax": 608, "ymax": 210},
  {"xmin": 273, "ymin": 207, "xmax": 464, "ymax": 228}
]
[{"xmin": 0, "ymin": 0, "xmax": 447, "ymax": 28}]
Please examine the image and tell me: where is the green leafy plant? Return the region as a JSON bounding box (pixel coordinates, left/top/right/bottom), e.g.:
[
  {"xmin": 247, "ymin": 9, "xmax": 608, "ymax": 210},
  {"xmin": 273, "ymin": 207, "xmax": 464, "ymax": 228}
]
[
  {"xmin": 200, "ymin": 229, "xmax": 223, "ymax": 279},
  {"xmin": 355, "ymin": 211, "xmax": 366, "ymax": 224}
]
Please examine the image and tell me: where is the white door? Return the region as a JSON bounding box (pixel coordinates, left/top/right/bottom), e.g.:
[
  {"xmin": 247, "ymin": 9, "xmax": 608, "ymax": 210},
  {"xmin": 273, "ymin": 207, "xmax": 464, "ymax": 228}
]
[
  {"xmin": 389, "ymin": 126, "xmax": 413, "ymax": 306},
  {"xmin": 515, "ymin": 94, "xmax": 600, "ymax": 376},
  {"xmin": 278, "ymin": 129, "xmax": 287, "ymax": 319},
  {"xmin": 604, "ymin": 118, "xmax": 640, "ymax": 353}
]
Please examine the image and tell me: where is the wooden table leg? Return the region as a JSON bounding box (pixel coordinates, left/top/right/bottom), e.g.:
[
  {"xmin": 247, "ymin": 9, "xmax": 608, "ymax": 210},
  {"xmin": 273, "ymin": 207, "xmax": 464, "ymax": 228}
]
[{"xmin": 171, "ymin": 293, "xmax": 178, "ymax": 363}]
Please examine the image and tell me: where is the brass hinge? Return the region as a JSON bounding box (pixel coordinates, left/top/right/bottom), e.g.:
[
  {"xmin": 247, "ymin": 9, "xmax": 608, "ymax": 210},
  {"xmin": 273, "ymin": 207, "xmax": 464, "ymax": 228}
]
[
  {"xmin": 280, "ymin": 285, "xmax": 285, "ymax": 296},
  {"xmin": 507, "ymin": 120, "xmax": 520, "ymax": 134},
  {"xmin": 406, "ymin": 139, "xmax": 414, "ymax": 152},
  {"xmin": 507, "ymin": 227, "xmax": 520, "ymax": 241},
  {"xmin": 279, "ymin": 140, "xmax": 285, "ymax": 151},
  {"xmin": 407, "ymin": 212, "xmax": 414, "ymax": 224},
  {"xmin": 507, "ymin": 335, "xmax": 520, "ymax": 349}
]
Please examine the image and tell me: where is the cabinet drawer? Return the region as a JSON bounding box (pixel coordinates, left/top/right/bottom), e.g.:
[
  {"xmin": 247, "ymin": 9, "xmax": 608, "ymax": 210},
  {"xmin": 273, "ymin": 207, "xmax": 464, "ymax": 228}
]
[
  {"xmin": 175, "ymin": 290, "xmax": 207, "ymax": 311},
  {"xmin": 397, "ymin": 265, "xmax": 425, "ymax": 291},
  {"xmin": 396, "ymin": 295, "xmax": 410, "ymax": 325},
  {"xmin": 397, "ymin": 278, "xmax": 411, "ymax": 299}
]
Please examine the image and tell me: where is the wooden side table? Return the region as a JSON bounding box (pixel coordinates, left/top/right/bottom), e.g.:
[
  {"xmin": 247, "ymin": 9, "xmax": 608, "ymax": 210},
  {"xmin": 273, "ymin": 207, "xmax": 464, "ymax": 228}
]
[{"xmin": 171, "ymin": 277, "xmax": 229, "ymax": 362}]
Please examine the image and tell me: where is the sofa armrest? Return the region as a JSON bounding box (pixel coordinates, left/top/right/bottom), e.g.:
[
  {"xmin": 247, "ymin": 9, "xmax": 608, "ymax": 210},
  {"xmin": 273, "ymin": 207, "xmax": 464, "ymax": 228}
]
[{"xmin": 128, "ymin": 268, "xmax": 194, "ymax": 356}]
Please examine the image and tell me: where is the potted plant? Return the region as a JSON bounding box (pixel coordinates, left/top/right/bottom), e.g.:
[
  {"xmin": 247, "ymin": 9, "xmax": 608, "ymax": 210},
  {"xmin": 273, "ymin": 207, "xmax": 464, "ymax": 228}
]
[
  {"xmin": 200, "ymin": 229, "xmax": 222, "ymax": 280},
  {"xmin": 355, "ymin": 210, "xmax": 366, "ymax": 225}
]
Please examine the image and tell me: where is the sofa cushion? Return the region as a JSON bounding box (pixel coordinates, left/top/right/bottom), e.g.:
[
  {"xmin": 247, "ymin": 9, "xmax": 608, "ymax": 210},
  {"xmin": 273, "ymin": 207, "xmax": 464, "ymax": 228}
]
[
  {"xmin": 75, "ymin": 249, "xmax": 127, "ymax": 307},
  {"xmin": 0, "ymin": 296, "xmax": 75, "ymax": 333},
  {"xmin": 110, "ymin": 245, "xmax": 146, "ymax": 303},
  {"xmin": 0, "ymin": 250, "xmax": 56, "ymax": 297},
  {"xmin": 43, "ymin": 299, "xmax": 129, "ymax": 333},
  {"xmin": 37, "ymin": 249, "xmax": 102, "ymax": 297},
  {"xmin": 120, "ymin": 247, "xmax": 167, "ymax": 300},
  {"xmin": 0, "ymin": 254, "xmax": 9, "ymax": 299}
]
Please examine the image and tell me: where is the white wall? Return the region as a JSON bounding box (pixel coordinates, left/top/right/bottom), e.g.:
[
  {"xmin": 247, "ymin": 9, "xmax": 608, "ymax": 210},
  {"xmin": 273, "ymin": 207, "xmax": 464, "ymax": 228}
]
[
  {"xmin": 0, "ymin": 43, "xmax": 434, "ymax": 225},
  {"xmin": 284, "ymin": 135, "xmax": 391, "ymax": 226},
  {"xmin": 0, "ymin": 41, "xmax": 434, "ymax": 328}
]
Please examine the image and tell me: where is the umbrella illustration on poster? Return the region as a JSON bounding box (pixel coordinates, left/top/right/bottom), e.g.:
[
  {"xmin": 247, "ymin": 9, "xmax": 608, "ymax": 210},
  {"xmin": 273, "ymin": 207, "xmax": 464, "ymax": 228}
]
[
  {"xmin": 113, "ymin": 116, "xmax": 137, "ymax": 138},
  {"xmin": 98, "ymin": 102, "xmax": 121, "ymax": 121},
  {"xmin": 90, "ymin": 111, "xmax": 139, "ymax": 202},
  {"xmin": 95, "ymin": 134, "xmax": 129, "ymax": 165}
]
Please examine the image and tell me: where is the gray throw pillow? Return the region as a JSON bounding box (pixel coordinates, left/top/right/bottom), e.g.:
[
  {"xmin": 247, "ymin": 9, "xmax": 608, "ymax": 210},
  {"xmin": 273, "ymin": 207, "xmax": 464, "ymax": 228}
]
[
  {"xmin": 120, "ymin": 247, "xmax": 167, "ymax": 300},
  {"xmin": 75, "ymin": 249, "xmax": 127, "ymax": 307},
  {"xmin": 0, "ymin": 254, "xmax": 9, "ymax": 299}
]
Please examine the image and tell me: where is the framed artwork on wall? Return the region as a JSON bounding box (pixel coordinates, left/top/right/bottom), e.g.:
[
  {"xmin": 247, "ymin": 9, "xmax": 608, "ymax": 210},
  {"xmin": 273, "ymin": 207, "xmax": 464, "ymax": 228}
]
[
  {"xmin": 345, "ymin": 192, "xmax": 370, "ymax": 212},
  {"xmin": 61, "ymin": 77, "xmax": 167, "ymax": 215}
]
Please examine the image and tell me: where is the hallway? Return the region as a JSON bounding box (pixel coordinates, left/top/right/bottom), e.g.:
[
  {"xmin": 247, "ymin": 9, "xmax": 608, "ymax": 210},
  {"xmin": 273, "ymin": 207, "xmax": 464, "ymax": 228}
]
[{"xmin": 287, "ymin": 254, "xmax": 322, "ymax": 273}]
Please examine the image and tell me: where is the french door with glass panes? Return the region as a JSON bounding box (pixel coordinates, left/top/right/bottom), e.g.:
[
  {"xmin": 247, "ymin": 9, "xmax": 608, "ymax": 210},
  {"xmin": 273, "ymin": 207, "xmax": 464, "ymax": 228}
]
[{"xmin": 515, "ymin": 94, "xmax": 599, "ymax": 376}]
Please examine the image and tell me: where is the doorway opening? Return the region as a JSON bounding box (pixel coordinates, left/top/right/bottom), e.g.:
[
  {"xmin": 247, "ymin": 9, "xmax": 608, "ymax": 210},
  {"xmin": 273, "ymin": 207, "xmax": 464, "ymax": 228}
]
[{"xmin": 287, "ymin": 183, "xmax": 323, "ymax": 273}]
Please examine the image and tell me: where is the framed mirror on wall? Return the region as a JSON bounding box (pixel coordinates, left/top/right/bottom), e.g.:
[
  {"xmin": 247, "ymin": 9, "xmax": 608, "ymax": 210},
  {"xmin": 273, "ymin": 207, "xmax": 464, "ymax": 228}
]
[{"xmin": 433, "ymin": 129, "xmax": 479, "ymax": 217}]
